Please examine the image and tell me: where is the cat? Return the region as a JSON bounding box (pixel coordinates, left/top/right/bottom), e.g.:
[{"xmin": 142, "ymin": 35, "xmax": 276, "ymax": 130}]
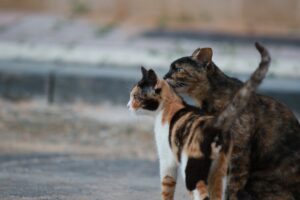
[
  {"xmin": 127, "ymin": 47, "xmax": 269, "ymax": 200},
  {"xmin": 164, "ymin": 42, "xmax": 300, "ymax": 200}
]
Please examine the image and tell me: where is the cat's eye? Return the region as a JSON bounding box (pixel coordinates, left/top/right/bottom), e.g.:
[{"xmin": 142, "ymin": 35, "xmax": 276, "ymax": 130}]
[{"xmin": 175, "ymin": 67, "xmax": 184, "ymax": 72}]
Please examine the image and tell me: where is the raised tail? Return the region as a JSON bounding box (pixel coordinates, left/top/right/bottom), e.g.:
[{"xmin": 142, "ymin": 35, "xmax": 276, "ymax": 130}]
[{"xmin": 214, "ymin": 42, "xmax": 271, "ymax": 131}]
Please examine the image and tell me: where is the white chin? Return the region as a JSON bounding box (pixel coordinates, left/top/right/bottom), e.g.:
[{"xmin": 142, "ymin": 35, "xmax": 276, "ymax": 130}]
[
  {"xmin": 128, "ymin": 107, "xmax": 138, "ymax": 115},
  {"xmin": 128, "ymin": 107, "xmax": 156, "ymax": 117},
  {"xmin": 136, "ymin": 108, "xmax": 155, "ymax": 116},
  {"xmin": 174, "ymin": 86, "xmax": 187, "ymax": 93}
]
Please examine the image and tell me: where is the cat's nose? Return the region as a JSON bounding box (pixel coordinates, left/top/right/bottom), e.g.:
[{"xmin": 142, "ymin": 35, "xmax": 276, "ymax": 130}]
[
  {"xmin": 163, "ymin": 72, "xmax": 171, "ymax": 80},
  {"xmin": 127, "ymin": 101, "xmax": 131, "ymax": 109}
]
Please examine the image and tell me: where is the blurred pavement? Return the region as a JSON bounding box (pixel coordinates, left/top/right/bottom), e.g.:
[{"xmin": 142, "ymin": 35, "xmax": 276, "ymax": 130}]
[{"xmin": 0, "ymin": 100, "xmax": 187, "ymax": 200}]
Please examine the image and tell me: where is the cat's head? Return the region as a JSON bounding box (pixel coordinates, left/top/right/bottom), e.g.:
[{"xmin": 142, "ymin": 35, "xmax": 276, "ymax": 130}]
[
  {"xmin": 164, "ymin": 47, "xmax": 213, "ymax": 95},
  {"xmin": 127, "ymin": 67, "xmax": 163, "ymax": 115}
]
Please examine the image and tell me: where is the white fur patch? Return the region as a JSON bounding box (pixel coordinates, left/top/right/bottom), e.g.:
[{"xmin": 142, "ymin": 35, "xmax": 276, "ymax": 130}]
[
  {"xmin": 210, "ymin": 142, "xmax": 222, "ymax": 159},
  {"xmin": 127, "ymin": 97, "xmax": 135, "ymax": 112},
  {"xmin": 154, "ymin": 111, "xmax": 177, "ymax": 180},
  {"xmin": 180, "ymin": 152, "xmax": 188, "ymax": 180},
  {"xmin": 127, "ymin": 97, "xmax": 160, "ymax": 116},
  {"xmin": 193, "ymin": 189, "xmax": 201, "ymax": 200}
]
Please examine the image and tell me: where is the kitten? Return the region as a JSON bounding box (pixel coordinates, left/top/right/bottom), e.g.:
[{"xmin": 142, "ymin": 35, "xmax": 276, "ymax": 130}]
[
  {"xmin": 164, "ymin": 43, "xmax": 300, "ymax": 200},
  {"xmin": 127, "ymin": 51, "xmax": 269, "ymax": 200}
]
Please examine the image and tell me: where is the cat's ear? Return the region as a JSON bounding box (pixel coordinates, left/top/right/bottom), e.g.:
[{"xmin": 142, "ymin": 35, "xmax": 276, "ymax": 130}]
[
  {"xmin": 154, "ymin": 80, "xmax": 162, "ymax": 94},
  {"xmin": 148, "ymin": 69, "xmax": 158, "ymax": 86},
  {"xmin": 192, "ymin": 47, "xmax": 213, "ymax": 67},
  {"xmin": 141, "ymin": 66, "xmax": 148, "ymax": 78}
]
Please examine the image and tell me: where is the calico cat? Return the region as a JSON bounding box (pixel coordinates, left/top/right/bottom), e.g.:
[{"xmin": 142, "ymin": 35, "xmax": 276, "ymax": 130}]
[
  {"xmin": 164, "ymin": 43, "xmax": 300, "ymax": 200},
  {"xmin": 127, "ymin": 48, "xmax": 269, "ymax": 200}
]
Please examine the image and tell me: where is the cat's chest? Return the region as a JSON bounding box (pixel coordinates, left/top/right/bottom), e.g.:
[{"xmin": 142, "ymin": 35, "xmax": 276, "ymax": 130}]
[{"xmin": 154, "ymin": 111, "xmax": 173, "ymax": 159}]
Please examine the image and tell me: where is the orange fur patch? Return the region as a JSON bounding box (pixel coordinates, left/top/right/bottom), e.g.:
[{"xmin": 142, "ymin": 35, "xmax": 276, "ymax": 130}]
[
  {"xmin": 161, "ymin": 176, "xmax": 176, "ymax": 200},
  {"xmin": 196, "ymin": 180, "xmax": 209, "ymax": 199},
  {"xmin": 159, "ymin": 80, "xmax": 184, "ymax": 124},
  {"xmin": 208, "ymin": 152, "xmax": 231, "ymax": 200}
]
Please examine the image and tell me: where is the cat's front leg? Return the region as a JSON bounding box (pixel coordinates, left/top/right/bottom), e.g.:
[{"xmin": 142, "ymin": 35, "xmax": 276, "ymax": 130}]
[
  {"xmin": 193, "ymin": 180, "xmax": 209, "ymax": 200},
  {"xmin": 161, "ymin": 175, "xmax": 177, "ymax": 200},
  {"xmin": 160, "ymin": 158, "xmax": 178, "ymax": 200}
]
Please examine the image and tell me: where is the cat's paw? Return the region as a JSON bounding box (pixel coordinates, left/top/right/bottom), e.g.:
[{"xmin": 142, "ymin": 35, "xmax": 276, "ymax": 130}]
[{"xmin": 210, "ymin": 142, "xmax": 222, "ymax": 159}]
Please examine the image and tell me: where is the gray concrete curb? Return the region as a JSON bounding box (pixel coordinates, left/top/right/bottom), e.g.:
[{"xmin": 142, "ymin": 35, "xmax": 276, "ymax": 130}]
[{"xmin": 0, "ymin": 60, "xmax": 299, "ymax": 113}]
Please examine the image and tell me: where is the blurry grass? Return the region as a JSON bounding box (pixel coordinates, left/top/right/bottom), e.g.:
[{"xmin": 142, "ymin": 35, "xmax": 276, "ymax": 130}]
[
  {"xmin": 52, "ymin": 20, "xmax": 68, "ymax": 31},
  {"xmin": 198, "ymin": 12, "xmax": 213, "ymax": 22},
  {"xmin": 288, "ymin": 24, "xmax": 300, "ymax": 35},
  {"xmin": 148, "ymin": 49, "xmax": 159, "ymax": 56},
  {"xmin": 174, "ymin": 42, "xmax": 185, "ymax": 55},
  {"xmin": 70, "ymin": 0, "xmax": 90, "ymax": 16},
  {"xmin": 178, "ymin": 13, "xmax": 194, "ymax": 23},
  {"xmin": 95, "ymin": 22, "xmax": 117, "ymax": 37},
  {"xmin": 157, "ymin": 15, "xmax": 168, "ymax": 29},
  {"xmin": 221, "ymin": 43, "xmax": 236, "ymax": 56}
]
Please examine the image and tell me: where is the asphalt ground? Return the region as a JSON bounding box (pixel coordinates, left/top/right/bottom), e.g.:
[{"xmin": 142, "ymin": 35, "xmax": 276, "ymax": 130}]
[
  {"xmin": 0, "ymin": 100, "xmax": 192, "ymax": 200},
  {"xmin": 0, "ymin": 94, "xmax": 299, "ymax": 200},
  {"xmin": 0, "ymin": 154, "xmax": 187, "ymax": 200}
]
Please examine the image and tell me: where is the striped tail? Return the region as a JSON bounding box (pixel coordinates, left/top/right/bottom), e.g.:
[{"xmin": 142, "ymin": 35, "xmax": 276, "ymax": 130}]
[{"xmin": 214, "ymin": 42, "xmax": 271, "ymax": 131}]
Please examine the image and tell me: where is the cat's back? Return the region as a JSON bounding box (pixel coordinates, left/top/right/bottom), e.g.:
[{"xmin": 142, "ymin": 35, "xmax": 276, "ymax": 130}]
[
  {"xmin": 250, "ymin": 94, "xmax": 300, "ymax": 168},
  {"xmin": 233, "ymin": 93, "xmax": 300, "ymax": 196}
]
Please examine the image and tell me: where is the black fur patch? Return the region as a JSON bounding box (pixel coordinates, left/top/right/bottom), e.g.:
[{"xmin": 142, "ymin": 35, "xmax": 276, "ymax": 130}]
[
  {"xmin": 142, "ymin": 99, "xmax": 159, "ymax": 111},
  {"xmin": 169, "ymin": 108, "xmax": 190, "ymax": 148},
  {"xmin": 169, "ymin": 104, "xmax": 205, "ymax": 148},
  {"xmin": 185, "ymin": 126, "xmax": 231, "ymax": 191},
  {"xmin": 185, "ymin": 157, "xmax": 211, "ymax": 191},
  {"xmin": 172, "ymin": 57, "xmax": 199, "ymax": 69},
  {"xmin": 138, "ymin": 71, "xmax": 156, "ymax": 88},
  {"xmin": 164, "ymin": 57, "xmax": 201, "ymax": 80},
  {"xmin": 174, "ymin": 115, "xmax": 197, "ymax": 161},
  {"xmin": 237, "ymin": 190, "xmax": 252, "ymax": 200},
  {"xmin": 164, "ymin": 71, "xmax": 172, "ymax": 80}
]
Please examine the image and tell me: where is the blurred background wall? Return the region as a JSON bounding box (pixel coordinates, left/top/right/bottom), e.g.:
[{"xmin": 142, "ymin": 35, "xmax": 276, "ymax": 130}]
[{"xmin": 0, "ymin": 0, "xmax": 299, "ymax": 37}]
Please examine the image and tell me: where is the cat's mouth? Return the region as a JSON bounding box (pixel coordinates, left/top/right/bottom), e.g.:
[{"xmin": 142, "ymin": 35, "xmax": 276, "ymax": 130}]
[
  {"xmin": 174, "ymin": 82, "xmax": 187, "ymax": 88},
  {"xmin": 166, "ymin": 78, "xmax": 187, "ymax": 89}
]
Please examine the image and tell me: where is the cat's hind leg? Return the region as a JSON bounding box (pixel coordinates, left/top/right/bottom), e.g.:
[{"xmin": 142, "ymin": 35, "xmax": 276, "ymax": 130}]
[
  {"xmin": 184, "ymin": 157, "xmax": 210, "ymax": 200},
  {"xmin": 193, "ymin": 180, "xmax": 209, "ymax": 200}
]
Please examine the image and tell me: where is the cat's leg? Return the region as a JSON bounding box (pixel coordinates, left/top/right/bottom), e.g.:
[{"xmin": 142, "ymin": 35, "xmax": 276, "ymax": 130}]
[
  {"xmin": 159, "ymin": 158, "xmax": 178, "ymax": 200},
  {"xmin": 208, "ymin": 143, "xmax": 226, "ymax": 200},
  {"xmin": 208, "ymin": 149, "xmax": 231, "ymax": 200},
  {"xmin": 161, "ymin": 176, "xmax": 176, "ymax": 200},
  {"xmin": 193, "ymin": 180, "xmax": 209, "ymax": 200},
  {"xmin": 184, "ymin": 157, "xmax": 210, "ymax": 200},
  {"xmin": 208, "ymin": 165, "xmax": 228, "ymax": 200},
  {"xmin": 246, "ymin": 179, "xmax": 295, "ymax": 200},
  {"xmin": 227, "ymin": 147, "xmax": 251, "ymax": 200},
  {"xmin": 188, "ymin": 191, "xmax": 194, "ymax": 199}
]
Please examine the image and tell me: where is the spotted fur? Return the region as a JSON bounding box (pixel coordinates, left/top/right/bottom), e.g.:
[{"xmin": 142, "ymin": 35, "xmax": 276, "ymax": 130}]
[
  {"xmin": 127, "ymin": 54, "xmax": 269, "ymax": 200},
  {"xmin": 164, "ymin": 42, "xmax": 300, "ymax": 200}
]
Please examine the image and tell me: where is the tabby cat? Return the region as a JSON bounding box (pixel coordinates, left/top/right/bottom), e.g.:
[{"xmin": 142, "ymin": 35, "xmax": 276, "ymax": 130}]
[
  {"xmin": 164, "ymin": 43, "xmax": 300, "ymax": 200},
  {"xmin": 127, "ymin": 45, "xmax": 269, "ymax": 200}
]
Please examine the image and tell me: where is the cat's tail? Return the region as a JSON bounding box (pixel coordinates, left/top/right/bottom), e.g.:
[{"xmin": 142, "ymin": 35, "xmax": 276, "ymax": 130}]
[{"xmin": 214, "ymin": 42, "xmax": 271, "ymax": 131}]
